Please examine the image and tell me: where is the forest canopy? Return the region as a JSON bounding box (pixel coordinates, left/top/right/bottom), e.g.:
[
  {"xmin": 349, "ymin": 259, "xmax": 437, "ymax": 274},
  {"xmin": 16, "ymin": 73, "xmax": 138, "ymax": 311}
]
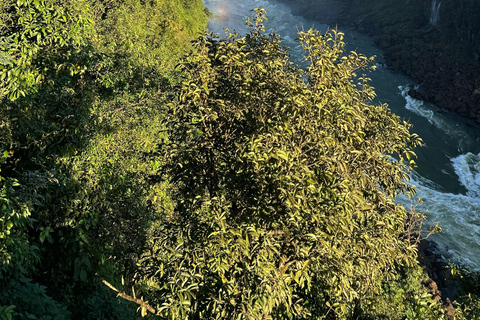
[{"xmin": 1, "ymin": 1, "xmax": 479, "ymax": 319}]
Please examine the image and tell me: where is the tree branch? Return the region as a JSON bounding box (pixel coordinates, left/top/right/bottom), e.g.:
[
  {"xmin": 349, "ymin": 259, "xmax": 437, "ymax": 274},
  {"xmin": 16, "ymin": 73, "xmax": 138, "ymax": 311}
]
[{"xmin": 101, "ymin": 278, "xmax": 159, "ymax": 316}]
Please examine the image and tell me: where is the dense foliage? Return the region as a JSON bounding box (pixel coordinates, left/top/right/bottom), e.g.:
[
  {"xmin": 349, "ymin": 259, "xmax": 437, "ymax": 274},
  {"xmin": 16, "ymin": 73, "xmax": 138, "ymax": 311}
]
[
  {"xmin": 0, "ymin": 0, "xmax": 207, "ymax": 318},
  {"xmin": 132, "ymin": 10, "xmax": 445, "ymax": 319},
  {"xmin": 1, "ymin": 1, "xmax": 478, "ymax": 319}
]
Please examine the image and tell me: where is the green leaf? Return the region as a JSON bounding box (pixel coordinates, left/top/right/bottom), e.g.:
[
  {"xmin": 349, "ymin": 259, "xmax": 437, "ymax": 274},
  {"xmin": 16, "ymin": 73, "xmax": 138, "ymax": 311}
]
[{"xmin": 80, "ymin": 269, "xmax": 87, "ymax": 282}]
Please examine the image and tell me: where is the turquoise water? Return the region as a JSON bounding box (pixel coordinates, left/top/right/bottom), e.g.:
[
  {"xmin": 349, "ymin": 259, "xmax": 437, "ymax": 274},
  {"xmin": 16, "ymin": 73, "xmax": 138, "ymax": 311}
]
[{"xmin": 203, "ymin": 0, "xmax": 480, "ymax": 270}]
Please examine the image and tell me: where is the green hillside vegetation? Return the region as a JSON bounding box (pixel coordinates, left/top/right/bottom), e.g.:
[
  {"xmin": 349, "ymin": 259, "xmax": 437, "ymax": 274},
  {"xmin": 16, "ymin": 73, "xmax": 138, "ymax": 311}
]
[
  {"xmin": 0, "ymin": 1, "xmax": 478, "ymax": 319},
  {"xmin": 0, "ymin": 0, "xmax": 208, "ymax": 318}
]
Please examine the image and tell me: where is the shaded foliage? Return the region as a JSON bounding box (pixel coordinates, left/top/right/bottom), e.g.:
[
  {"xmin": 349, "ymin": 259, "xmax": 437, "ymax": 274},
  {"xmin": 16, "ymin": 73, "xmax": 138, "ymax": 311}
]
[
  {"xmin": 0, "ymin": 0, "xmax": 207, "ymax": 318},
  {"xmin": 0, "ymin": 277, "xmax": 71, "ymax": 320}
]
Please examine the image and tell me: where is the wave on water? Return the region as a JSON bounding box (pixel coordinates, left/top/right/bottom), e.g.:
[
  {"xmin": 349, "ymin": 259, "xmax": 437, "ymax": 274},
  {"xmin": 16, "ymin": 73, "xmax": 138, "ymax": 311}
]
[
  {"xmin": 397, "ymin": 158, "xmax": 480, "ymax": 271},
  {"xmin": 399, "ymin": 85, "xmax": 469, "ymax": 144},
  {"xmin": 452, "ymin": 152, "xmax": 480, "ymax": 198},
  {"xmin": 399, "ymin": 85, "xmax": 434, "ymax": 121}
]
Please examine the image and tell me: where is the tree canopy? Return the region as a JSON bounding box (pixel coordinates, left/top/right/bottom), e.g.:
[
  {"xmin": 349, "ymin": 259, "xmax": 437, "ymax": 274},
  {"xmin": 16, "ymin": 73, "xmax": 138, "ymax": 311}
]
[{"xmin": 134, "ymin": 9, "xmax": 429, "ymax": 319}]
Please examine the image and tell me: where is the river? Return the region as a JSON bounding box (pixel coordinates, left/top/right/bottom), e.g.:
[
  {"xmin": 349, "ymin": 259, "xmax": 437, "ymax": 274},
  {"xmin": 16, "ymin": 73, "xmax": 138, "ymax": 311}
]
[{"xmin": 203, "ymin": 0, "xmax": 480, "ymax": 271}]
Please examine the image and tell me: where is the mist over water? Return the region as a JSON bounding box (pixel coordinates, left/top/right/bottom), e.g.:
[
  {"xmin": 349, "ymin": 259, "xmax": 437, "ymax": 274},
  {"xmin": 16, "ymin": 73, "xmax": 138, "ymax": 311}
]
[{"xmin": 203, "ymin": 0, "xmax": 480, "ymax": 271}]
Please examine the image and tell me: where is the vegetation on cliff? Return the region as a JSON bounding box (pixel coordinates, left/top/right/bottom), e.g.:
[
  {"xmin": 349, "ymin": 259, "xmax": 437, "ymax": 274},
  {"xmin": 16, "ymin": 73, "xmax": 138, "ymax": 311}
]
[
  {"xmin": 276, "ymin": 0, "xmax": 480, "ymax": 123},
  {"xmin": 0, "ymin": 1, "xmax": 478, "ymax": 319}
]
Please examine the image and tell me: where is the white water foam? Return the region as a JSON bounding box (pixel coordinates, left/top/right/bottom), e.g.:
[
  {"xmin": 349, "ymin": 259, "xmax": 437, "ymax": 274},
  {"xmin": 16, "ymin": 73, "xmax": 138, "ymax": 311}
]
[
  {"xmin": 399, "ymin": 85, "xmax": 434, "ymax": 121},
  {"xmin": 399, "ymin": 85, "xmax": 469, "ymax": 143},
  {"xmin": 452, "ymin": 152, "xmax": 480, "ymax": 198},
  {"xmin": 389, "ymin": 87, "xmax": 480, "ymax": 270},
  {"xmin": 397, "ymin": 166, "xmax": 480, "ymax": 271}
]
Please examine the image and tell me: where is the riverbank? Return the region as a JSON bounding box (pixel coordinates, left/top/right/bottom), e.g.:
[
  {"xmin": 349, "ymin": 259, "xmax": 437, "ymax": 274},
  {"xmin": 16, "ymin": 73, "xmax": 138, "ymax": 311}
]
[
  {"xmin": 418, "ymin": 241, "xmax": 455, "ymax": 320},
  {"xmin": 417, "ymin": 239, "xmax": 458, "ymax": 299},
  {"xmin": 276, "ymin": 0, "xmax": 480, "ymax": 125}
]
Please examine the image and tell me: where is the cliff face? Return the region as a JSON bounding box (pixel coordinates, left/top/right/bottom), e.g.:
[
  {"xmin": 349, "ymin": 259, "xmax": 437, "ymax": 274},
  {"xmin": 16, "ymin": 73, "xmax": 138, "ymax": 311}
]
[{"xmin": 277, "ymin": 0, "xmax": 480, "ymax": 124}]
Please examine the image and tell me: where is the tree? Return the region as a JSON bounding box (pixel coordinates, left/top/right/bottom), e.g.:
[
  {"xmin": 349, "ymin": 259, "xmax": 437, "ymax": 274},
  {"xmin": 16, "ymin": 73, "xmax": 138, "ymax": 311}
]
[
  {"xmin": 136, "ymin": 9, "xmax": 423, "ymax": 319},
  {"xmin": 0, "ymin": 0, "xmax": 91, "ymax": 101},
  {"xmin": 0, "ymin": 0, "xmax": 207, "ymax": 317}
]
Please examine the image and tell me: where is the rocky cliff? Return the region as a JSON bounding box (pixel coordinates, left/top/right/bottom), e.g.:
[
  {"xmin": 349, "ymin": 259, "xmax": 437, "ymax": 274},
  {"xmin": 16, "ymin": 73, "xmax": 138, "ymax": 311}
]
[{"xmin": 277, "ymin": 0, "xmax": 480, "ymax": 124}]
